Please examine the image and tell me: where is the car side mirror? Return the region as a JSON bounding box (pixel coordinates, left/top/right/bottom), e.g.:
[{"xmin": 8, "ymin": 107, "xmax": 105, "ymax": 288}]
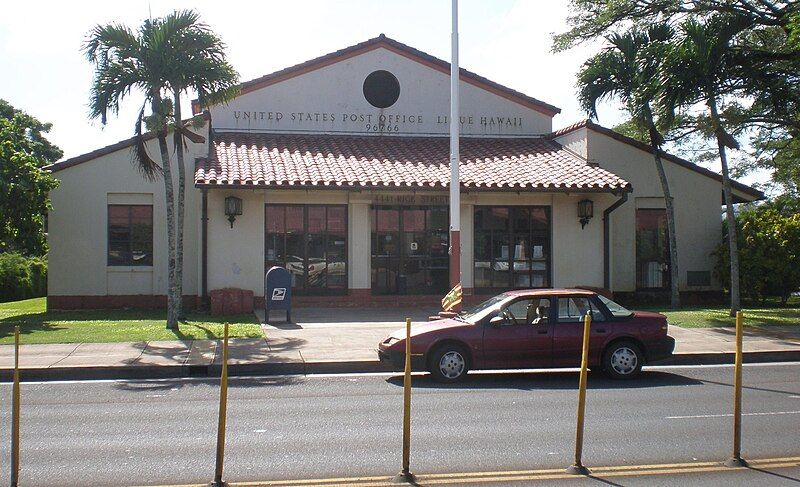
[{"xmin": 489, "ymin": 315, "xmax": 505, "ymax": 327}]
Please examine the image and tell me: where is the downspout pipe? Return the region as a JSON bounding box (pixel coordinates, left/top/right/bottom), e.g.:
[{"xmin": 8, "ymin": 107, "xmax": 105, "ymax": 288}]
[
  {"xmin": 603, "ymin": 191, "xmax": 629, "ymax": 291},
  {"xmin": 201, "ymin": 110, "xmax": 212, "ymax": 311},
  {"xmin": 201, "ymin": 188, "xmax": 209, "ymax": 311}
]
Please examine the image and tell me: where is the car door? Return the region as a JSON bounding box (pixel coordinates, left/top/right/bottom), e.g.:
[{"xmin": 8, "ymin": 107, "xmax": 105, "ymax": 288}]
[
  {"xmin": 482, "ymin": 296, "xmax": 553, "ymax": 368},
  {"xmin": 551, "ymin": 295, "xmax": 608, "ymax": 367}
]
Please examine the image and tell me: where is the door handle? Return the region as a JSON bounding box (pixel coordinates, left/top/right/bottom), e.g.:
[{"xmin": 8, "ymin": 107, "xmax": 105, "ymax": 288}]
[
  {"xmin": 596, "ymin": 328, "xmax": 606, "ymax": 333},
  {"xmin": 537, "ymin": 329, "xmax": 548, "ymax": 334}
]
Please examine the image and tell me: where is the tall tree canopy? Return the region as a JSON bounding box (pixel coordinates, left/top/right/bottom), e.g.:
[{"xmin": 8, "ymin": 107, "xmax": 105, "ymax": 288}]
[
  {"xmin": 0, "ymin": 99, "xmax": 61, "ymax": 256},
  {"xmin": 85, "ymin": 10, "xmax": 238, "ymax": 329},
  {"xmin": 555, "ymin": 1, "xmax": 800, "ymax": 133},
  {"xmin": 559, "ymin": 1, "xmax": 799, "ymax": 313}
]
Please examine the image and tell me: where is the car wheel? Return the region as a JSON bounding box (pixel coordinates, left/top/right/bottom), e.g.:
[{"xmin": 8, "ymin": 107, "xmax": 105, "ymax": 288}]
[
  {"xmin": 429, "ymin": 344, "xmax": 469, "ymax": 383},
  {"xmin": 602, "ymin": 341, "xmax": 643, "ymax": 379}
]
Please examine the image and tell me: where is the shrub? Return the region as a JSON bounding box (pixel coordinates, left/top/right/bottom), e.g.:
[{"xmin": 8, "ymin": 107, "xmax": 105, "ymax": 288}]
[
  {"xmin": 0, "ymin": 252, "xmax": 47, "ymax": 302},
  {"xmin": 713, "ymin": 200, "xmax": 800, "ymax": 306}
]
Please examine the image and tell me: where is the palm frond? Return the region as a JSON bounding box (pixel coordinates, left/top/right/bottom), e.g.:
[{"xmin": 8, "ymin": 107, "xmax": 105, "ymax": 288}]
[
  {"xmin": 176, "ymin": 125, "xmax": 206, "ymax": 144},
  {"xmin": 84, "ymin": 23, "xmax": 138, "ymax": 63},
  {"xmin": 134, "ymin": 103, "xmax": 161, "ymax": 181}
]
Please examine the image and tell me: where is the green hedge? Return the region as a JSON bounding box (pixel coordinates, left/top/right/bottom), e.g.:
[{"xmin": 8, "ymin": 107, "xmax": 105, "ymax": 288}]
[{"xmin": 0, "ymin": 253, "xmax": 47, "ymax": 302}]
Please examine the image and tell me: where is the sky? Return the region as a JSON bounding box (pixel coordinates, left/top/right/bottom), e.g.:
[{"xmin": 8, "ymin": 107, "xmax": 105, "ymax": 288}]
[
  {"xmin": 0, "ymin": 1, "xmax": 621, "ymax": 158},
  {"xmin": 0, "ymin": 0, "xmax": 764, "ymax": 187}
]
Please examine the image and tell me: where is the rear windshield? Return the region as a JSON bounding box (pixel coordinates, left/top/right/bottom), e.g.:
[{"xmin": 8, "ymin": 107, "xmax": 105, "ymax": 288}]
[{"xmin": 598, "ymin": 295, "xmax": 634, "ymax": 318}]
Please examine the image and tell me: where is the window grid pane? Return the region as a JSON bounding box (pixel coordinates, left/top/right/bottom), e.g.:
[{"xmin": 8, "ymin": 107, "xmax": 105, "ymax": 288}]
[
  {"xmin": 108, "ymin": 204, "xmax": 153, "ymax": 266},
  {"xmin": 265, "ymin": 204, "xmax": 347, "ymax": 296},
  {"xmin": 474, "ymin": 206, "xmax": 550, "ymax": 291}
]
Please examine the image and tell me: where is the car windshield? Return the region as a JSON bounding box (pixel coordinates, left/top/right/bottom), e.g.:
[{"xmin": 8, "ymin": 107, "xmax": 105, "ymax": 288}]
[
  {"xmin": 460, "ymin": 294, "xmax": 509, "ymax": 324},
  {"xmin": 598, "ymin": 295, "xmax": 634, "ymax": 318}
]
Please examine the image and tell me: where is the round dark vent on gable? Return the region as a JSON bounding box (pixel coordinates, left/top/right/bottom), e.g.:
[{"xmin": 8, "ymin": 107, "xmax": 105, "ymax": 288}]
[{"xmin": 363, "ymin": 70, "xmax": 400, "ymax": 108}]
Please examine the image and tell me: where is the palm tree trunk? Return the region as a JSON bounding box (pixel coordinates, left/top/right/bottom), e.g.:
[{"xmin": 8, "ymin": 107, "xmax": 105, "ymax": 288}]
[
  {"xmin": 153, "ymin": 94, "xmax": 179, "ymax": 330},
  {"xmin": 709, "ymin": 101, "xmax": 741, "ymax": 316},
  {"xmin": 173, "ymin": 93, "xmax": 186, "ymax": 321},
  {"xmin": 651, "ymin": 148, "xmax": 681, "ymax": 308},
  {"xmin": 643, "ymin": 106, "xmax": 680, "ymax": 309}
]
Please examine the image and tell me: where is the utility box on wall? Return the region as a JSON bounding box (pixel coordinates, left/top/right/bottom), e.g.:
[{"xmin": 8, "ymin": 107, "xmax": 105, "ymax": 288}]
[{"xmin": 265, "ymin": 266, "xmax": 292, "ymax": 324}]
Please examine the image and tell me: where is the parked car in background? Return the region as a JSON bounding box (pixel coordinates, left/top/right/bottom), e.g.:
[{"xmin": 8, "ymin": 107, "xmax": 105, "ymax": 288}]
[{"xmin": 378, "ymin": 289, "xmax": 675, "ymax": 382}]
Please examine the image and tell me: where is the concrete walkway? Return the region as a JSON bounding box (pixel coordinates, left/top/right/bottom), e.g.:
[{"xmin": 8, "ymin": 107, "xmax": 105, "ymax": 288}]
[{"xmin": 1, "ymin": 310, "xmax": 799, "ymax": 380}]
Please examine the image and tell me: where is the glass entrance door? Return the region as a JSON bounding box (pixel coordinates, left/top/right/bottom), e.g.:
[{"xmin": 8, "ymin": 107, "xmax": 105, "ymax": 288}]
[
  {"xmin": 371, "ymin": 206, "xmax": 449, "ymax": 295},
  {"xmin": 265, "ymin": 204, "xmax": 347, "ymax": 295},
  {"xmin": 636, "ymin": 209, "xmax": 671, "ymax": 290}
]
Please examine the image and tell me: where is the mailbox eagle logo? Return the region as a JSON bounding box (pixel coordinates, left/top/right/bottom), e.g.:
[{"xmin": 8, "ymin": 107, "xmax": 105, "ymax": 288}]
[{"xmin": 271, "ymin": 288, "xmax": 286, "ymax": 301}]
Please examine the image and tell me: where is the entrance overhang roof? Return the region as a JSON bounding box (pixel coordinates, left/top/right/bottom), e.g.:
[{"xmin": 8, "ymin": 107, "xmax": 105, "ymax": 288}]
[{"xmin": 195, "ymin": 132, "xmax": 631, "ymax": 193}]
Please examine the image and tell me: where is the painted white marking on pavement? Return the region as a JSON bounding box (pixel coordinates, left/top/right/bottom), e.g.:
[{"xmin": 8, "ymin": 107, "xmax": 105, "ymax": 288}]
[
  {"xmin": 643, "ymin": 361, "xmax": 800, "ymax": 370},
  {"xmin": 668, "ymin": 410, "xmax": 800, "ymax": 419}
]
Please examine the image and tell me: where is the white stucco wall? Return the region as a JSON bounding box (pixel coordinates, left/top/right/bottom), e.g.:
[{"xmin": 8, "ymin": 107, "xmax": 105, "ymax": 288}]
[
  {"xmin": 206, "ymin": 190, "xmax": 354, "ymax": 296},
  {"xmin": 209, "ymin": 47, "xmax": 554, "ymax": 137},
  {"xmin": 198, "ymin": 188, "xmax": 613, "ymax": 297},
  {"xmin": 465, "ymin": 191, "xmax": 610, "ymax": 290},
  {"xmin": 48, "ymin": 137, "xmax": 205, "ymax": 298},
  {"xmin": 577, "ymin": 129, "xmax": 725, "ymax": 292},
  {"xmin": 206, "ymin": 190, "xmax": 265, "ymax": 293},
  {"xmin": 553, "ymin": 127, "xmax": 589, "ymax": 159}
]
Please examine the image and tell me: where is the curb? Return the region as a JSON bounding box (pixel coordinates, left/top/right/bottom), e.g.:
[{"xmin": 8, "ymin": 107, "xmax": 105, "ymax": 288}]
[
  {"xmin": 1, "ymin": 351, "xmax": 798, "ymax": 383},
  {"xmin": 0, "ymin": 361, "xmax": 393, "ymax": 382}
]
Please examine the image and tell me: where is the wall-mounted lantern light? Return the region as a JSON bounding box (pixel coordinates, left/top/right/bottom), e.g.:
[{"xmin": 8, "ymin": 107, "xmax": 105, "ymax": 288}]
[
  {"xmin": 578, "ymin": 199, "xmax": 593, "ymax": 229},
  {"xmin": 225, "ymin": 196, "xmax": 243, "ymax": 228}
]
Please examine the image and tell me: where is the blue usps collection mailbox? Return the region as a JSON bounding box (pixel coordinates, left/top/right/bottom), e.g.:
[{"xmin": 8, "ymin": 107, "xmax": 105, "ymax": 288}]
[{"xmin": 265, "ymin": 266, "xmax": 292, "ymax": 324}]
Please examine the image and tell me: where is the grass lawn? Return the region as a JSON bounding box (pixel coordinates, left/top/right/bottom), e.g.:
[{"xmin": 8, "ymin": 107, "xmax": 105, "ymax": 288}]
[
  {"xmin": 0, "ymin": 297, "xmax": 264, "ymax": 344},
  {"xmin": 647, "ymin": 297, "xmax": 800, "ymax": 328}
]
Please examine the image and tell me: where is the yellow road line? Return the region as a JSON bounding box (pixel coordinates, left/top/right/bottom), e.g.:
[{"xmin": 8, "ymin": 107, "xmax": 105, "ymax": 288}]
[{"xmin": 133, "ymin": 456, "xmax": 800, "ymax": 487}]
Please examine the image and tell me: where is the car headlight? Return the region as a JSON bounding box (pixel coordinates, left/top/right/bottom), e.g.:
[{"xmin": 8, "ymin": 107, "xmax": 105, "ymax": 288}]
[{"xmin": 382, "ymin": 336, "xmax": 400, "ymax": 346}]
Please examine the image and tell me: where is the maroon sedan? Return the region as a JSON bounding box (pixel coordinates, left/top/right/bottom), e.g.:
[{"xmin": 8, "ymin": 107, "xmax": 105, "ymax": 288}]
[{"xmin": 378, "ymin": 289, "xmax": 675, "ymax": 382}]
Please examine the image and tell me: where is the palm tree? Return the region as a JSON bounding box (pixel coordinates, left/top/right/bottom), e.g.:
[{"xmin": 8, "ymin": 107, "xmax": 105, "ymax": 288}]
[
  {"xmin": 661, "ymin": 14, "xmax": 753, "ymax": 316},
  {"xmin": 85, "ymin": 10, "xmax": 238, "ymax": 328},
  {"xmin": 577, "ymin": 24, "xmax": 682, "ymax": 308}
]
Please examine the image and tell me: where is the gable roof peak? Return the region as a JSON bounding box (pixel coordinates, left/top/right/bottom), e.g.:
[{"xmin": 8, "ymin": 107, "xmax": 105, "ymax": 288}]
[{"xmin": 193, "ymin": 34, "xmax": 561, "ymax": 117}]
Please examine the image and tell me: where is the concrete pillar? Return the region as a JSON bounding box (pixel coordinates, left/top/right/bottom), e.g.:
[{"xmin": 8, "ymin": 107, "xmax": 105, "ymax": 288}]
[{"xmin": 349, "ymin": 202, "xmax": 371, "ymax": 291}]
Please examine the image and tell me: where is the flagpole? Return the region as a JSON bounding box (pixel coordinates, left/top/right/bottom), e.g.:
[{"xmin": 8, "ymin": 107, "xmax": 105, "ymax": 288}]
[{"xmin": 449, "ymin": 0, "xmax": 462, "ymax": 313}]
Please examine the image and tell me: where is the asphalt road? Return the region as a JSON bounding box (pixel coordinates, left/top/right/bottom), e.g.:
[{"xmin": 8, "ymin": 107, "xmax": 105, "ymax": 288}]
[{"xmin": 0, "ymin": 363, "xmax": 799, "ymax": 486}]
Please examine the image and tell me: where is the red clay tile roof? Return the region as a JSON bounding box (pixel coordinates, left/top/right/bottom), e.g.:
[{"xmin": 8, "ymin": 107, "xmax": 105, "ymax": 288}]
[{"xmin": 195, "ymin": 133, "xmax": 631, "ymax": 192}]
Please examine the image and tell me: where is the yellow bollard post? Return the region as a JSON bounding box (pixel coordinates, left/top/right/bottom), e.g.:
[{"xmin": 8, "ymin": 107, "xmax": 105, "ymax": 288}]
[
  {"xmin": 212, "ymin": 323, "xmax": 230, "ymax": 486},
  {"xmin": 10, "ymin": 325, "xmax": 20, "ymax": 487},
  {"xmin": 567, "ymin": 312, "xmax": 592, "ymax": 475},
  {"xmin": 394, "ymin": 318, "xmax": 416, "ymax": 484},
  {"xmin": 724, "ymin": 311, "xmax": 747, "ymax": 467}
]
